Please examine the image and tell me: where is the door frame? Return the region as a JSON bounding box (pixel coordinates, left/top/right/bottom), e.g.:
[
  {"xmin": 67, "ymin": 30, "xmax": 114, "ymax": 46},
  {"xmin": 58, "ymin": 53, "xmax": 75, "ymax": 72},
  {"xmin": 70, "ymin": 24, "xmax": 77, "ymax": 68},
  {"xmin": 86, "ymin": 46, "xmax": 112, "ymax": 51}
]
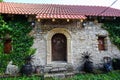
[{"xmin": 47, "ymin": 28, "xmax": 71, "ymax": 64}]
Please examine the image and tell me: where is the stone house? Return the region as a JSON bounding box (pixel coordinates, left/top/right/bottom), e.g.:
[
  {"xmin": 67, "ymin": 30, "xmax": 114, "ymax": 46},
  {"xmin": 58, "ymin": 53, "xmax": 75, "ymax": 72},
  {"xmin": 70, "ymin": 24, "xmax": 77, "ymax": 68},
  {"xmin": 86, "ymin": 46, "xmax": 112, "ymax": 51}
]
[{"xmin": 1, "ymin": 2, "xmax": 120, "ymax": 71}]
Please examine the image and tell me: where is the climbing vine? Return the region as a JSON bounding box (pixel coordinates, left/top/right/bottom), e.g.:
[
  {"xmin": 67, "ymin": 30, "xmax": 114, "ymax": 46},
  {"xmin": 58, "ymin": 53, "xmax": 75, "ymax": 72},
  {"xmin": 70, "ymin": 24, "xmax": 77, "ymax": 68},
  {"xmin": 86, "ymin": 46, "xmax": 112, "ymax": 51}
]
[
  {"xmin": 102, "ymin": 19, "xmax": 120, "ymax": 49},
  {"xmin": 0, "ymin": 15, "xmax": 35, "ymax": 73}
]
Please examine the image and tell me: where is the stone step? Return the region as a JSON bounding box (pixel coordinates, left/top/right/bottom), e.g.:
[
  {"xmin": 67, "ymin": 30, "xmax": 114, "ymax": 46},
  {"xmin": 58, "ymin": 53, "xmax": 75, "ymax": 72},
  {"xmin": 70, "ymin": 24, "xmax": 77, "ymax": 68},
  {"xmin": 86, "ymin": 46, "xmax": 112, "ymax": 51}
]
[
  {"xmin": 44, "ymin": 63, "xmax": 74, "ymax": 73},
  {"xmin": 44, "ymin": 72, "xmax": 74, "ymax": 78}
]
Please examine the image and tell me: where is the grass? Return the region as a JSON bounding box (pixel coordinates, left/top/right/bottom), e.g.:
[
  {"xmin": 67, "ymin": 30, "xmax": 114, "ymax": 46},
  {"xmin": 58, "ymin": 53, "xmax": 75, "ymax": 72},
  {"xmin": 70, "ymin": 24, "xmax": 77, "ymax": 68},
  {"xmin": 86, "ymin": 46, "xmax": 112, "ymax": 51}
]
[
  {"xmin": 0, "ymin": 70, "xmax": 120, "ymax": 80},
  {"xmin": 64, "ymin": 70, "xmax": 120, "ymax": 80}
]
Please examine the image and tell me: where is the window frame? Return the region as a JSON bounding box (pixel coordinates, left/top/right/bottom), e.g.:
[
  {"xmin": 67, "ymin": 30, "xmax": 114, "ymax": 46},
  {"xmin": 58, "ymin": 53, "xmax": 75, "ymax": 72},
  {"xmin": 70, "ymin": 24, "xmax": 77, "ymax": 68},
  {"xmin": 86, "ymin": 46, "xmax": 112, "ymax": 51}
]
[{"xmin": 98, "ymin": 36, "xmax": 107, "ymax": 51}]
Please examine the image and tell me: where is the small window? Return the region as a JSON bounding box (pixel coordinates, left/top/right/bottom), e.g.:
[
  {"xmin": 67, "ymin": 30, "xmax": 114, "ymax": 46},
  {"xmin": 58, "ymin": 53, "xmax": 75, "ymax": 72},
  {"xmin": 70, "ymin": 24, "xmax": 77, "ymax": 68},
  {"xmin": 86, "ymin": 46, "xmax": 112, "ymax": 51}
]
[
  {"xmin": 98, "ymin": 36, "xmax": 107, "ymax": 51},
  {"xmin": 4, "ymin": 38, "xmax": 12, "ymax": 54}
]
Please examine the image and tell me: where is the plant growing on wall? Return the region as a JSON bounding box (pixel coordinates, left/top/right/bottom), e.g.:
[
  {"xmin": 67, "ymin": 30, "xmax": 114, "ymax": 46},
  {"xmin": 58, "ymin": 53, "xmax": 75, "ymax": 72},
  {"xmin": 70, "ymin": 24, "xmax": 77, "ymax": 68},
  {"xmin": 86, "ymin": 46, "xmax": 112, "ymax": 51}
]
[
  {"xmin": 102, "ymin": 20, "xmax": 120, "ymax": 49},
  {"xmin": 0, "ymin": 15, "xmax": 12, "ymax": 39},
  {"xmin": 0, "ymin": 15, "xmax": 35, "ymax": 73}
]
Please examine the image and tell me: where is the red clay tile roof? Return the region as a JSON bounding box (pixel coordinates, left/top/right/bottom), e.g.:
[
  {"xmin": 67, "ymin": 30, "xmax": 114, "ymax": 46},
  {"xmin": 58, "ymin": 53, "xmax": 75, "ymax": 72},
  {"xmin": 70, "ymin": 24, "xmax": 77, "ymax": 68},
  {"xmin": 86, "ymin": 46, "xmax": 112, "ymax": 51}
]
[{"xmin": 0, "ymin": 2, "xmax": 120, "ymax": 19}]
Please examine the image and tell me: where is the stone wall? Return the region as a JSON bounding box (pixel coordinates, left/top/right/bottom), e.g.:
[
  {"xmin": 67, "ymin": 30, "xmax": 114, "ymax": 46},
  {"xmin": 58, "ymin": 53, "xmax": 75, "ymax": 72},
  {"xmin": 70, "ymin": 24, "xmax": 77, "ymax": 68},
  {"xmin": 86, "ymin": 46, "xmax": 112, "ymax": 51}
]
[{"xmin": 31, "ymin": 20, "xmax": 120, "ymax": 71}]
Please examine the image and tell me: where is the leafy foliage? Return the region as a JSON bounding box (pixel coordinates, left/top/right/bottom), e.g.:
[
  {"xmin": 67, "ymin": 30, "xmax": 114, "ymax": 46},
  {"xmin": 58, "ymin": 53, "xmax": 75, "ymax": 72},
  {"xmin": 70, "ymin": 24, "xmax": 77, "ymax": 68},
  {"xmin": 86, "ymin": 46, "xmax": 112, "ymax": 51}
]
[
  {"xmin": 102, "ymin": 20, "xmax": 120, "ymax": 49},
  {"xmin": 0, "ymin": 15, "xmax": 12, "ymax": 39},
  {"xmin": 0, "ymin": 15, "xmax": 13, "ymax": 73},
  {"xmin": 0, "ymin": 15, "xmax": 35, "ymax": 73}
]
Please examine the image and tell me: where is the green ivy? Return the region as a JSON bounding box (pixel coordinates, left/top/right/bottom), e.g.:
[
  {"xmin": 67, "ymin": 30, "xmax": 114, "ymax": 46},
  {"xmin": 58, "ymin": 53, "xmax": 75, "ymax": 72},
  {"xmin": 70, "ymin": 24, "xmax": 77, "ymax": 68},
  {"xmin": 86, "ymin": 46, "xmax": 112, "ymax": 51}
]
[
  {"xmin": 102, "ymin": 20, "xmax": 120, "ymax": 49},
  {"xmin": 0, "ymin": 15, "xmax": 12, "ymax": 38},
  {"xmin": 0, "ymin": 15, "xmax": 35, "ymax": 73}
]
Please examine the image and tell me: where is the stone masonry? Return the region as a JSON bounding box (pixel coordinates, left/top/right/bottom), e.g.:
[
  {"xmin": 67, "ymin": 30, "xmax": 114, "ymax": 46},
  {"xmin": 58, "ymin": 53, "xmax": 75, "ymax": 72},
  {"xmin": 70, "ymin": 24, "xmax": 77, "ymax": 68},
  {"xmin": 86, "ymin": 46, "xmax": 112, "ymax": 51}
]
[{"xmin": 31, "ymin": 20, "xmax": 120, "ymax": 71}]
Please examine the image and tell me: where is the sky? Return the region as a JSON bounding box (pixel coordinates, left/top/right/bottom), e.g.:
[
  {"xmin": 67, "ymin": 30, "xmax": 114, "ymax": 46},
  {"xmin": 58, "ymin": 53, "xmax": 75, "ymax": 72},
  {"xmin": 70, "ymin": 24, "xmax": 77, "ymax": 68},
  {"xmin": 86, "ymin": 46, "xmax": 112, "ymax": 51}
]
[{"xmin": 4, "ymin": 0, "xmax": 120, "ymax": 10}]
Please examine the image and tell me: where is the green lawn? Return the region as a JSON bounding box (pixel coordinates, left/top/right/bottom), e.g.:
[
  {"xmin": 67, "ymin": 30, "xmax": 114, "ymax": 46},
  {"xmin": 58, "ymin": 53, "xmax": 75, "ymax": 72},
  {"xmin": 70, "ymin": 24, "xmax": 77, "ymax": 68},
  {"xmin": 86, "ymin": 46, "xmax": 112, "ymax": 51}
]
[
  {"xmin": 66, "ymin": 70, "xmax": 120, "ymax": 80},
  {"xmin": 0, "ymin": 70, "xmax": 120, "ymax": 80}
]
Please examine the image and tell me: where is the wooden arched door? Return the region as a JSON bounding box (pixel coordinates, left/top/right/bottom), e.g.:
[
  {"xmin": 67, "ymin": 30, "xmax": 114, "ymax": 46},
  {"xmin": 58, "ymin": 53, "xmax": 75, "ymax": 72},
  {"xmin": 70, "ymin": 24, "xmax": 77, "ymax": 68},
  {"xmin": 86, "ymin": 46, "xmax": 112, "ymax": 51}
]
[{"xmin": 52, "ymin": 33, "xmax": 67, "ymax": 61}]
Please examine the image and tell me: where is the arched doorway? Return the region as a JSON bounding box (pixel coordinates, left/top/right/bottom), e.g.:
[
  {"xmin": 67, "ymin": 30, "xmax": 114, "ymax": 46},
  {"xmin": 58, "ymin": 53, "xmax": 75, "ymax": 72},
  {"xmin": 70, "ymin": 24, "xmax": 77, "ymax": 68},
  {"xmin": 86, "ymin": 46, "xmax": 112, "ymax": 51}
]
[
  {"xmin": 52, "ymin": 33, "xmax": 67, "ymax": 61},
  {"xmin": 47, "ymin": 28, "xmax": 71, "ymax": 64}
]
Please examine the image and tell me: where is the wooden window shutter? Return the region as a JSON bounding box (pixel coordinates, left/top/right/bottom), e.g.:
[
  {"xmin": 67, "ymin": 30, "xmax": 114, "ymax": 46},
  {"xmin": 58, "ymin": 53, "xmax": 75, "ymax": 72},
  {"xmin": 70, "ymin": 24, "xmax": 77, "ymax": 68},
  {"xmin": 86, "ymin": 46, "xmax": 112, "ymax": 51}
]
[
  {"xmin": 98, "ymin": 36, "xmax": 106, "ymax": 51},
  {"xmin": 4, "ymin": 38, "xmax": 12, "ymax": 54}
]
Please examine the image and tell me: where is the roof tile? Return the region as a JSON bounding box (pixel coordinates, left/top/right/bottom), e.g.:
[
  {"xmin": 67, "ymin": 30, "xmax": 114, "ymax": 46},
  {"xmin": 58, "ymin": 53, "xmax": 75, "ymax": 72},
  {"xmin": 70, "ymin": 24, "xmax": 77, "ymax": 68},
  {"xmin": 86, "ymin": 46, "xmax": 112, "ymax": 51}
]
[{"xmin": 0, "ymin": 2, "xmax": 120, "ymax": 19}]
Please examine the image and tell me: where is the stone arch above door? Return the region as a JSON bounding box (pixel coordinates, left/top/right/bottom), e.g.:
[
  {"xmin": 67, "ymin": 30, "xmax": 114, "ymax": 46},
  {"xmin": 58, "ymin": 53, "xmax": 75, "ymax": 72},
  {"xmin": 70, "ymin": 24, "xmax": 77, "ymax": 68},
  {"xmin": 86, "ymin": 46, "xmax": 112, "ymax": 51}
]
[{"xmin": 47, "ymin": 28, "xmax": 71, "ymax": 64}]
